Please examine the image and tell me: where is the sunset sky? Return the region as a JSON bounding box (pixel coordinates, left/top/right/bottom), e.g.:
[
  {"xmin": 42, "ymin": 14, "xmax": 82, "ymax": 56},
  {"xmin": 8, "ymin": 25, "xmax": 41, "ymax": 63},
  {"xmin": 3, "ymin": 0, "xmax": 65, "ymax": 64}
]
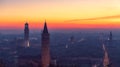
[{"xmin": 0, "ymin": 0, "xmax": 120, "ymax": 31}]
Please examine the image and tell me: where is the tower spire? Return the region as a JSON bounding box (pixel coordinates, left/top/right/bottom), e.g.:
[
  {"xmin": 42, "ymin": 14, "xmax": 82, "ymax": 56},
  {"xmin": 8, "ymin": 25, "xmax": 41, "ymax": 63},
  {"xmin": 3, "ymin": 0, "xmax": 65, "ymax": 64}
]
[
  {"xmin": 41, "ymin": 20, "xmax": 50, "ymax": 67},
  {"xmin": 43, "ymin": 20, "xmax": 48, "ymax": 34}
]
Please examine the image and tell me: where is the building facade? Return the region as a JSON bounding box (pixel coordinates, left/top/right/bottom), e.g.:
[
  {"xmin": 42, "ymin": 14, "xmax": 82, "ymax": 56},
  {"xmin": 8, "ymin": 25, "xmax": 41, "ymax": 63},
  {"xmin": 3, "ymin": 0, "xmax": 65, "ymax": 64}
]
[
  {"xmin": 41, "ymin": 21, "xmax": 50, "ymax": 67},
  {"xmin": 24, "ymin": 22, "xmax": 30, "ymax": 47}
]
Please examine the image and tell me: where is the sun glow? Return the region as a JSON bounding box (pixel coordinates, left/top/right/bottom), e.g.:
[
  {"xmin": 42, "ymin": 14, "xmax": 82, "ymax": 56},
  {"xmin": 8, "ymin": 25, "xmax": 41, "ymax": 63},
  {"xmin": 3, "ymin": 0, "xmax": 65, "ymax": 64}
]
[{"xmin": 1, "ymin": 0, "xmax": 120, "ymax": 30}]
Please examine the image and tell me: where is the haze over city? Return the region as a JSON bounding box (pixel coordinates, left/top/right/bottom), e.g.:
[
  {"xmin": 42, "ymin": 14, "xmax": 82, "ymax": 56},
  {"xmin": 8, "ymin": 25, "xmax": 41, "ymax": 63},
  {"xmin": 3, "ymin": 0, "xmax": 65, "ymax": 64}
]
[{"xmin": 0, "ymin": 0, "xmax": 120, "ymax": 67}]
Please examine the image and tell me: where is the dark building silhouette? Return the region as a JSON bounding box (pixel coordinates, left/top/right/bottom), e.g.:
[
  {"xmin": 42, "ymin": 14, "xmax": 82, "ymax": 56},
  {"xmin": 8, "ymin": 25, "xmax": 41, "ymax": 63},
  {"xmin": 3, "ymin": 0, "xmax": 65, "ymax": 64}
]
[
  {"xmin": 69, "ymin": 36, "xmax": 75, "ymax": 44},
  {"xmin": 41, "ymin": 21, "xmax": 50, "ymax": 67},
  {"xmin": 109, "ymin": 31, "xmax": 112, "ymax": 41},
  {"xmin": 24, "ymin": 22, "xmax": 30, "ymax": 47},
  {"xmin": 107, "ymin": 63, "xmax": 113, "ymax": 67},
  {"xmin": 0, "ymin": 59, "xmax": 5, "ymax": 67}
]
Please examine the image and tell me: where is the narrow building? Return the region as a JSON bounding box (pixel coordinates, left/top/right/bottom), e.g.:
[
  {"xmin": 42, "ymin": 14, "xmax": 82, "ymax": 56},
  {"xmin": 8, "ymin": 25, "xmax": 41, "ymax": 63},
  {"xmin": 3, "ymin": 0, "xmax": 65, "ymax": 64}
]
[
  {"xmin": 24, "ymin": 22, "xmax": 30, "ymax": 47},
  {"xmin": 109, "ymin": 31, "xmax": 112, "ymax": 41},
  {"xmin": 41, "ymin": 21, "xmax": 50, "ymax": 67}
]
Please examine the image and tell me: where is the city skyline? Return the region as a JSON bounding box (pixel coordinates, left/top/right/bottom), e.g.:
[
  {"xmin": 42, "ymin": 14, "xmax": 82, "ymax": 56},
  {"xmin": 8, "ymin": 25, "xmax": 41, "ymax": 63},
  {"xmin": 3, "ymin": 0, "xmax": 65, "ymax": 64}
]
[
  {"xmin": 1, "ymin": 0, "xmax": 120, "ymax": 31},
  {"xmin": 0, "ymin": 1, "xmax": 120, "ymax": 67}
]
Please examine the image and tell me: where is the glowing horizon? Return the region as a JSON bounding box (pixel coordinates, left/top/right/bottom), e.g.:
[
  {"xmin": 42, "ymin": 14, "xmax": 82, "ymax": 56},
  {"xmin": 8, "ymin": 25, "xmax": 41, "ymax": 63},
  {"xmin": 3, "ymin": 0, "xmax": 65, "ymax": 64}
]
[{"xmin": 1, "ymin": 0, "xmax": 120, "ymax": 30}]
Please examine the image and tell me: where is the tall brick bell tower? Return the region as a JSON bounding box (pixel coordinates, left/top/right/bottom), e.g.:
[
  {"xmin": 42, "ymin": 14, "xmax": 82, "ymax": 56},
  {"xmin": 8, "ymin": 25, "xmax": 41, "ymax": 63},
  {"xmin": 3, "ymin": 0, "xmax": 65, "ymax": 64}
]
[{"xmin": 41, "ymin": 21, "xmax": 50, "ymax": 67}]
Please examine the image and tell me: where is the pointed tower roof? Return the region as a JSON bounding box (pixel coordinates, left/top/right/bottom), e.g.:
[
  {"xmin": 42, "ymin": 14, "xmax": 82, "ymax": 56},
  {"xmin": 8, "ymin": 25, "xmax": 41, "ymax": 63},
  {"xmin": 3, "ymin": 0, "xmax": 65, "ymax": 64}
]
[{"xmin": 43, "ymin": 20, "xmax": 48, "ymax": 34}]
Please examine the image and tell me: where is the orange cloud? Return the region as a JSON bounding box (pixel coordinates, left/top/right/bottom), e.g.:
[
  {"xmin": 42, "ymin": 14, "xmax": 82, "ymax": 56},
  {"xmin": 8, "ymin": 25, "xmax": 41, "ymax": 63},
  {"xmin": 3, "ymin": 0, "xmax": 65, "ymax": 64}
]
[{"xmin": 65, "ymin": 15, "xmax": 120, "ymax": 22}]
